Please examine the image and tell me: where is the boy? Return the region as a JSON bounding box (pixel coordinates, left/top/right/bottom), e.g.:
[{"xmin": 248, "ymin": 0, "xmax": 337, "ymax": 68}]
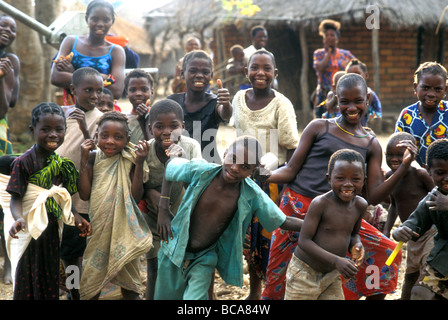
[
  {"xmin": 393, "ymin": 138, "xmax": 448, "ymax": 300},
  {"xmin": 383, "ymin": 132, "xmax": 435, "ymax": 300},
  {"xmin": 154, "ymin": 136, "xmax": 302, "ymax": 300},
  {"xmin": 226, "ymin": 44, "xmax": 250, "ymax": 97},
  {"xmin": 285, "ymin": 149, "xmax": 366, "ymax": 300},
  {"xmin": 57, "ymin": 67, "xmax": 104, "ymax": 300},
  {"xmin": 142, "ymin": 99, "xmax": 201, "ymax": 299},
  {"xmin": 96, "ymin": 87, "xmax": 115, "ymax": 113}
]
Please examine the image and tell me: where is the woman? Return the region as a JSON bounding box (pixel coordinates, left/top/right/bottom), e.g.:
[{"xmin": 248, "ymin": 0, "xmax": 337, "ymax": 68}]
[
  {"xmin": 50, "ymin": 0, "xmax": 125, "ymax": 103},
  {"xmin": 313, "ymin": 19, "xmax": 355, "ymax": 118}
]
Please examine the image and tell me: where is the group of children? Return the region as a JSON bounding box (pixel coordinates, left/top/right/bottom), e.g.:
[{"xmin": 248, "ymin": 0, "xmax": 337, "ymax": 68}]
[{"xmin": 1, "ymin": 20, "xmax": 448, "ymax": 300}]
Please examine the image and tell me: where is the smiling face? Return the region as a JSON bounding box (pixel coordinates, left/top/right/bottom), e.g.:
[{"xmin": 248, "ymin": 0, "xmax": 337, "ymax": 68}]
[
  {"xmin": 127, "ymin": 77, "xmax": 153, "ymax": 110},
  {"xmin": 149, "ymin": 112, "xmax": 184, "ymax": 150},
  {"xmin": 182, "ymin": 57, "xmax": 213, "ymax": 92},
  {"xmin": 222, "ymin": 144, "xmax": 258, "ymax": 184},
  {"xmin": 86, "ymin": 5, "xmax": 114, "ymax": 38},
  {"xmin": 414, "ymin": 73, "xmax": 447, "ymax": 111},
  {"xmin": 72, "ymin": 75, "xmax": 104, "ymax": 111},
  {"xmin": 323, "ymin": 28, "xmax": 339, "ymax": 49},
  {"xmin": 328, "ymin": 160, "xmax": 365, "ymax": 202},
  {"xmin": 337, "ymin": 84, "xmax": 369, "ymax": 125},
  {"xmin": 246, "ymin": 53, "xmax": 277, "ymax": 90},
  {"xmin": 253, "ymin": 29, "xmax": 268, "ymax": 49},
  {"xmin": 31, "ymin": 114, "xmax": 66, "ymax": 154},
  {"xmin": 0, "ymin": 16, "xmax": 16, "ymax": 48},
  {"xmin": 97, "ymin": 120, "xmax": 129, "ymax": 157},
  {"xmin": 385, "ymin": 142, "xmax": 405, "ymax": 172}
]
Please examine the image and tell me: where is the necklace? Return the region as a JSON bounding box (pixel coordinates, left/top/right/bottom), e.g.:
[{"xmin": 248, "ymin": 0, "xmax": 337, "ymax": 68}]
[{"xmin": 335, "ymin": 120, "xmax": 370, "ymax": 138}]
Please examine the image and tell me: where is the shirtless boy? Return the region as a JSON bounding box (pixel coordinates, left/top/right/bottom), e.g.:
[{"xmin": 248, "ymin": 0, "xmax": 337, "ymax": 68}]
[{"xmin": 154, "ymin": 136, "xmax": 302, "ymax": 300}]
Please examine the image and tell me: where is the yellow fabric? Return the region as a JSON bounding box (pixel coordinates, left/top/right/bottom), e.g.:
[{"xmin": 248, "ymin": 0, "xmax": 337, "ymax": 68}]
[
  {"xmin": 80, "ymin": 144, "xmax": 152, "ymax": 300},
  {"xmin": 0, "ymin": 174, "xmax": 75, "ymax": 287}
]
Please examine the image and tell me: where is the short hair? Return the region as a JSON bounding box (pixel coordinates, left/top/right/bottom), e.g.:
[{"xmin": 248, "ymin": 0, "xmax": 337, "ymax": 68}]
[
  {"xmin": 182, "ymin": 50, "xmax": 214, "ymax": 72},
  {"xmin": 72, "ymin": 67, "xmax": 102, "ymax": 87},
  {"xmin": 230, "ymin": 44, "xmax": 244, "ymax": 54},
  {"xmin": 426, "ymin": 138, "xmax": 448, "ymax": 168},
  {"xmin": 346, "ymin": 59, "xmax": 368, "ymax": 74},
  {"xmin": 102, "ymin": 87, "xmax": 113, "ymax": 97},
  {"xmin": 86, "ymin": 0, "xmax": 115, "ymax": 22},
  {"xmin": 248, "ymin": 49, "xmax": 276, "ymax": 68},
  {"xmin": 332, "ymin": 71, "xmax": 346, "ymax": 85},
  {"xmin": 328, "ymin": 149, "xmax": 366, "ymax": 176},
  {"xmin": 124, "ymin": 68, "xmax": 154, "ymax": 93},
  {"xmin": 147, "ymin": 99, "xmax": 184, "ymax": 125},
  {"xmin": 250, "ymin": 25, "xmax": 267, "ymax": 38},
  {"xmin": 387, "ymin": 132, "xmax": 416, "ymax": 148},
  {"xmin": 336, "ymin": 73, "xmax": 368, "ymax": 95},
  {"xmin": 31, "ymin": 102, "xmax": 66, "ymax": 128},
  {"xmin": 318, "ymin": 19, "xmax": 341, "ymax": 37},
  {"xmin": 228, "ymin": 135, "xmax": 263, "ymax": 166},
  {"xmin": 97, "ymin": 111, "xmax": 130, "ymax": 135},
  {"xmin": 414, "ymin": 61, "xmax": 447, "ymax": 84}
]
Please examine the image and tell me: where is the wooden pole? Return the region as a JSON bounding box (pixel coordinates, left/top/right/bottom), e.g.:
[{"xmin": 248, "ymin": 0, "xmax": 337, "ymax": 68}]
[{"xmin": 299, "ymin": 26, "xmax": 311, "ymax": 127}]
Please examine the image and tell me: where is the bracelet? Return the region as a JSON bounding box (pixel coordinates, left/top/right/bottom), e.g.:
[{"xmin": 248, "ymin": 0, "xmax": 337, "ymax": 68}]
[{"xmin": 160, "ymin": 195, "xmax": 170, "ymax": 200}]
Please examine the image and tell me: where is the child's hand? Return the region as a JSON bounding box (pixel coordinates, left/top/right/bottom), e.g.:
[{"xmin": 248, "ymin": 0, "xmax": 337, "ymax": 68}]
[
  {"xmin": 74, "ymin": 213, "xmax": 91, "ymax": 237},
  {"xmin": 80, "ymin": 139, "xmax": 96, "ymax": 159},
  {"xmin": 335, "ymin": 256, "xmax": 359, "ymax": 279},
  {"xmin": 166, "ymin": 143, "xmax": 186, "ymax": 158},
  {"xmin": 351, "ymin": 243, "xmax": 364, "ymax": 267},
  {"xmin": 392, "ymin": 225, "xmax": 419, "ymax": 242},
  {"xmin": 68, "ymin": 108, "xmax": 88, "ymax": 133},
  {"xmin": 216, "ymin": 79, "xmax": 231, "ymax": 108},
  {"xmin": 9, "ymin": 218, "xmax": 26, "ymax": 239},
  {"xmin": 135, "ymin": 101, "xmax": 150, "ymax": 121},
  {"xmin": 426, "ymin": 189, "xmax": 448, "ymax": 211},
  {"xmin": 397, "ymin": 140, "xmax": 417, "ymax": 168},
  {"xmin": 252, "ymin": 164, "xmax": 271, "ymax": 184},
  {"xmin": 135, "ymin": 140, "xmax": 150, "ymax": 163},
  {"xmin": 158, "ymin": 206, "xmax": 175, "ymax": 243}
]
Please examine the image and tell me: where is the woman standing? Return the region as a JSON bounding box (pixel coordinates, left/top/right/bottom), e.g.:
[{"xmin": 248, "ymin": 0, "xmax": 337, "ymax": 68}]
[
  {"xmin": 51, "ymin": 0, "xmax": 125, "ymax": 103},
  {"xmin": 313, "ymin": 19, "xmax": 355, "ymax": 118}
]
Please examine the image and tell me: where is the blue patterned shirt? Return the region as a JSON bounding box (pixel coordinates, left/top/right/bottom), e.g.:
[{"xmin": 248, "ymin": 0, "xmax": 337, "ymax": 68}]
[{"xmin": 395, "ymin": 100, "xmax": 448, "ymax": 166}]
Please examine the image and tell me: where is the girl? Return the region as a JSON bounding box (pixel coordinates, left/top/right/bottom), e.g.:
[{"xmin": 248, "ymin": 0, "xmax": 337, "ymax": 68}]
[
  {"xmin": 124, "ymin": 68, "xmax": 154, "ymax": 142},
  {"xmin": 345, "ymin": 59, "xmax": 382, "ymax": 126},
  {"xmin": 51, "ymin": 0, "xmax": 125, "ymax": 102},
  {"xmin": 78, "ymin": 111, "xmax": 152, "ymax": 300},
  {"xmin": 167, "ymin": 50, "xmax": 232, "ymax": 164},
  {"xmin": 5, "ymin": 102, "xmax": 90, "ymax": 300},
  {"xmin": 232, "ymin": 49, "xmax": 299, "ymax": 299},
  {"xmin": 261, "ymin": 73, "xmax": 417, "ymax": 300},
  {"xmin": 395, "ymin": 61, "xmax": 448, "ymax": 167}
]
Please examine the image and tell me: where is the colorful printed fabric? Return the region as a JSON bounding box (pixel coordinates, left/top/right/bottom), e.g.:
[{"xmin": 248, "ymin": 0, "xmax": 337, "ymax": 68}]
[
  {"xmin": 0, "ymin": 118, "xmax": 13, "ymax": 155},
  {"xmin": 313, "ymin": 48, "xmax": 355, "ymax": 117},
  {"xmin": 243, "ymin": 180, "xmax": 282, "ymax": 279},
  {"xmin": 262, "ymin": 187, "xmax": 402, "ymax": 300},
  {"xmin": 28, "ymin": 153, "xmax": 78, "ymax": 220},
  {"xmin": 395, "ymin": 100, "xmax": 448, "ymax": 166}
]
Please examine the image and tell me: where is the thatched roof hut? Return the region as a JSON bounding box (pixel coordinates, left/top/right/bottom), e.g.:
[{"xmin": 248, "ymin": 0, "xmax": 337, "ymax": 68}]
[{"xmin": 145, "ymin": 0, "xmax": 448, "ymax": 129}]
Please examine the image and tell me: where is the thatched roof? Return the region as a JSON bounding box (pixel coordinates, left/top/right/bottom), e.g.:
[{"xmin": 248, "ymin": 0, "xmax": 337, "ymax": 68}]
[{"xmin": 145, "ymin": 0, "xmax": 448, "ymax": 31}]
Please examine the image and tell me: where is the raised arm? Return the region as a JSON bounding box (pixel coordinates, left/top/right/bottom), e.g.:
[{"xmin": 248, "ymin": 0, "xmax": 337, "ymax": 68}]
[
  {"xmin": 105, "ymin": 45, "xmax": 125, "ymax": 99},
  {"xmin": 215, "ymin": 79, "xmax": 233, "ymax": 121},
  {"xmin": 50, "ymin": 36, "xmax": 76, "ymax": 90},
  {"xmin": 0, "ymin": 54, "xmax": 20, "ymax": 119},
  {"xmin": 78, "ymin": 139, "xmax": 96, "ymax": 201},
  {"xmin": 130, "ymin": 141, "xmax": 150, "ymax": 202}
]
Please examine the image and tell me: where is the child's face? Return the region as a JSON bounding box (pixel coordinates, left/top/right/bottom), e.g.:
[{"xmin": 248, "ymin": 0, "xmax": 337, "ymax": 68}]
[
  {"xmin": 30, "ymin": 114, "xmax": 66, "ymax": 153},
  {"xmin": 253, "ymin": 30, "xmax": 268, "ymax": 49},
  {"xmin": 72, "ymin": 75, "xmax": 103, "ymax": 111},
  {"xmin": 346, "ymin": 65, "xmax": 368, "ymax": 80},
  {"xmin": 385, "ymin": 142, "xmax": 405, "ymax": 172},
  {"xmin": 0, "ymin": 16, "xmax": 17, "ymax": 48},
  {"xmin": 86, "ymin": 5, "xmax": 113, "ymax": 38},
  {"xmin": 182, "ymin": 58, "xmax": 213, "ymax": 92},
  {"xmin": 337, "ymin": 84, "xmax": 369, "ymax": 124},
  {"xmin": 127, "ymin": 77, "xmax": 153, "ymax": 109},
  {"xmin": 414, "ymin": 73, "xmax": 447, "ymax": 110},
  {"xmin": 428, "ymin": 159, "xmax": 448, "ymax": 194},
  {"xmin": 97, "ymin": 93, "xmax": 114, "ymax": 113},
  {"xmin": 246, "ymin": 53, "xmax": 277, "ymax": 90},
  {"xmin": 97, "ymin": 120, "xmax": 129, "ymax": 157},
  {"xmin": 185, "ymin": 38, "xmax": 201, "ymax": 52},
  {"xmin": 148, "ymin": 112, "xmax": 184, "ymax": 150},
  {"xmin": 232, "ymin": 49, "xmax": 244, "ymax": 62},
  {"xmin": 328, "ymin": 160, "xmax": 365, "ymax": 202},
  {"xmin": 222, "ymin": 144, "xmax": 258, "ymax": 184}
]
